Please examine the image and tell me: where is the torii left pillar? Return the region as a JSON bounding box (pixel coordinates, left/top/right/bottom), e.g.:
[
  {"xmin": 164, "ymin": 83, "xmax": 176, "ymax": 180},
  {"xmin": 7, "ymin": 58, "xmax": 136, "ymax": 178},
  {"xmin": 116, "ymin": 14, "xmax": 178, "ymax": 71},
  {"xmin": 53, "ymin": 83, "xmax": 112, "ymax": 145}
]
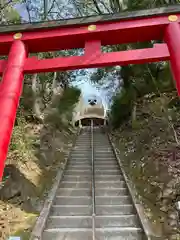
[
  {"xmin": 0, "ymin": 40, "xmax": 27, "ymax": 180},
  {"xmin": 165, "ymin": 20, "xmax": 180, "ymax": 95}
]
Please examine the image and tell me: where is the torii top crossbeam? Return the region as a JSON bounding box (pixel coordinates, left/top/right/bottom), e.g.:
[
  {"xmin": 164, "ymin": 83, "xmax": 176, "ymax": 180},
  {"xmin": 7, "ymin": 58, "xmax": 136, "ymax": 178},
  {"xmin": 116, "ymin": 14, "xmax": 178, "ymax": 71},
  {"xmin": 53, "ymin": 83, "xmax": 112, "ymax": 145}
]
[
  {"xmin": 0, "ymin": 5, "xmax": 180, "ymax": 179},
  {"xmin": 0, "ymin": 6, "xmax": 179, "ymax": 73},
  {"xmin": 0, "ymin": 5, "xmax": 180, "ymax": 54}
]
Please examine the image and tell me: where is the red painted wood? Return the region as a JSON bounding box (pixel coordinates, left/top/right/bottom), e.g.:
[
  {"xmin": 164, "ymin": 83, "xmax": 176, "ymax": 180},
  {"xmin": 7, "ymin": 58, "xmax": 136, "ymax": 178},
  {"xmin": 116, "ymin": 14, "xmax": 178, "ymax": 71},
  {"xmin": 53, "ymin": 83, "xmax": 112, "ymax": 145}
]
[
  {"xmin": 0, "ymin": 40, "xmax": 27, "ymax": 180},
  {"xmin": 23, "ymin": 44, "xmax": 169, "ymax": 73},
  {"xmin": 85, "ymin": 40, "xmax": 101, "ymax": 56},
  {"xmin": 0, "ymin": 14, "xmax": 179, "ymax": 54},
  {"xmin": 0, "ymin": 44, "xmax": 170, "ymax": 74},
  {"xmin": 0, "ymin": 60, "xmax": 7, "ymax": 73},
  {"xmin": 165, "ymin": 22, "xmax": 180, "ymax": 95}
]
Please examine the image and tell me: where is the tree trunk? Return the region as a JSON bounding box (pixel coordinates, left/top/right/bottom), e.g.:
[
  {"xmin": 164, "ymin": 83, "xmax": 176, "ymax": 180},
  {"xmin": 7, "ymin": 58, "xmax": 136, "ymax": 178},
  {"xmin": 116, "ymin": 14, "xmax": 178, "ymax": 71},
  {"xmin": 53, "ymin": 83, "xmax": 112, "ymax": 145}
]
[
  {"xmin": 32, "ymin": 73, "xmax": 44, "ymax": 121},
  {"xmin": 131, "ymin": 101, "xmax": 137, "ymax": 128}
]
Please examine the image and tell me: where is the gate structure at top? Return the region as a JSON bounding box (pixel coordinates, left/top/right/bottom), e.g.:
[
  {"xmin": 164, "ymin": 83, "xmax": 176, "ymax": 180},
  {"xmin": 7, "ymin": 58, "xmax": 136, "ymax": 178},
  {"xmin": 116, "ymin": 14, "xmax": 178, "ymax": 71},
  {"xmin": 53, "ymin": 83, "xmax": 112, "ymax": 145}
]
[{"xmin": 0, "ymin": 5, "xmax": 180, "ymax": 179}]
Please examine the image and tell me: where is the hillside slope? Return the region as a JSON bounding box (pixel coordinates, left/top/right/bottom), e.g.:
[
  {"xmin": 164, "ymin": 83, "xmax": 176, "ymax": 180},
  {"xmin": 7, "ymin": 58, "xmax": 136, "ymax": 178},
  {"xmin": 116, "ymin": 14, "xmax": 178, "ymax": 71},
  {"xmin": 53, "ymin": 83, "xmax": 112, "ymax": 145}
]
[{"xmin": 111, "ymin": 91, "xmax": 180, "ymax": 240}]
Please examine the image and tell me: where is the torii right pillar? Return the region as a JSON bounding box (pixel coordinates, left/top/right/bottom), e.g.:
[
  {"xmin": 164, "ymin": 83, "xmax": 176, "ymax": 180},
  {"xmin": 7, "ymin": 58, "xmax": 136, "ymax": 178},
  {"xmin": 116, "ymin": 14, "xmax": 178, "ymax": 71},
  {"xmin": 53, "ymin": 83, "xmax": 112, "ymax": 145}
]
[{"xmin": 165, "ymin": 16, "xmax": 180, "ymax": 96}]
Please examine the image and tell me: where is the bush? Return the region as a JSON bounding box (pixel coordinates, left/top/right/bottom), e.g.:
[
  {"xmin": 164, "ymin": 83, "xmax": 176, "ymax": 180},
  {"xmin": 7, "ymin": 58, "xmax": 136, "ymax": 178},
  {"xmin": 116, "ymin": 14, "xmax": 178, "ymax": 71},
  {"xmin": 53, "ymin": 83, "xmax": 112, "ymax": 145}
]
[
  {"xmin": 45, "ymin": 86, "xmax": 81, "ymax": 129},
  {"xmin": 110, "ymin": 89, "xmax": 133, "ymax": 129}
]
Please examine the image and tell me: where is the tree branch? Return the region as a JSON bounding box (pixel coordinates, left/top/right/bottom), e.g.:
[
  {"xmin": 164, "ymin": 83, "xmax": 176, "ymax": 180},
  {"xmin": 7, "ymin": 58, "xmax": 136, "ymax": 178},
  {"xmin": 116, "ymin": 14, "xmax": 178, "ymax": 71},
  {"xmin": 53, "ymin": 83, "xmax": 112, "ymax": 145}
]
[
  {"xmin": 99, "ymin": 0, "xmax": 111, "ymax": 13},
  {"xmin": 43, "ymin": 0, "xmax": 48, "ymax": 19},
  {"xmin": 0, "ymin": 0, "xmax": 12, "ymax": 11},
  {"xmin": 23, "ymin": 0, "xmax": 32, "ymax": 22},
  {"xmin": 32, "ymin": 73, "xmax": 38, "ymax": 94},
  {"xmin": 116, "ymin": 0, "xmax": 122, "ymax": 11},
  {"xmin": 46, "ymin": 0, "xmax": 56, "ymax": 17},
  {"xmin": 70, "ymin": 0, "xmax": 84, "ymax": 17},
  {"xmin": 92, "ymin": 0, "xmax": 102, "ymax": 14}
]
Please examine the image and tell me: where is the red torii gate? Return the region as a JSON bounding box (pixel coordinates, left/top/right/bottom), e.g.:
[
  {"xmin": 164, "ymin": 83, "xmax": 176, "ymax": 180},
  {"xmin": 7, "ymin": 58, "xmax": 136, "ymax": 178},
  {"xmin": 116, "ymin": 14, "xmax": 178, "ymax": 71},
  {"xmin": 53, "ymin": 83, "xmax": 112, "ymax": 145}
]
[{"xmin": 0, "ymin": 6, "xmax": 180, "ymax": 179}]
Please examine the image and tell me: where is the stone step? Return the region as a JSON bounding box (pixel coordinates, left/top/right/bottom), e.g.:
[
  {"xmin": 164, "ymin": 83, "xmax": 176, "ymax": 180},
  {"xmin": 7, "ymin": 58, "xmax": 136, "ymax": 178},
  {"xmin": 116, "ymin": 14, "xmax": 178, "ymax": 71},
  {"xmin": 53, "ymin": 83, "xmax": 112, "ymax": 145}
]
[
  {"xmin": 71, "ymin": 153, "xmax": 91, "ymax": 156},
  {"xmin": 70, "ymin": 155, "xmax": 91, "ymax": 158},
  {"xmin": 65, "ymin": 170, "xmax": 91, "ymax": 175},
  {"xmin": 95, "ymin": 169, "xmax": 121, "ymax": 174},
  {"xmin": 95, "ymin": 188, "xmax": 128, "ymax": 196},
  {"xmin": 95, "ymin": 215, "xmax": 139, "ymax": 228},
  {"xmin": 93, "ymin": 157, "xmax": 116, "ymax": 160},
  {"xmin": 59, "ymin": 181, "xmax": 90, "ymax": 188},
  {"xmin": 66, "ymin": 164, "xmax": 91, "ymax": 168},
  {"xmin": 67, "ymin": 163, "xmax": 90, "ymax": 167},
  {"xmin": 95, "ymin": 150, "xmax": 114, "ymax": 152},
  {"xmin": 51, "ymin": 205, "xmax": 91, "ymax": 216},
  {"xmin": 94, "ymin": 161, "xmax": 118, "ymax": 165},
  {"xmin": 43, "ymin": 228, "xmax": 92, "ymax": 240},
  {"xmin": 94, "ymin": 162, "xmax": 118, "ymax": 165},
  {"xmin": 46, "ymin": 216, "xmax": 92, "ymax": 228},
  {"xmin": 69, "ymin": 157, "xmax": 90, "ymax": 160},
  {"xmin": 95, "ymin": 196, "xmax": 131, "ymax": 205},
  {"xmin": 66, "ymin": 166, "xmax": 91, "ymax": 170},
  {"xmin": 54, "ymin": 196, "xmax": 91, "ymax": 205},
  {"xmin": 68, "ymin": 160, "xmax": 90, "ymax": 164},
  {"xmin": 95, "ymin": 180, "xmax": 126, "ymax": 188},
  {"xmin": 94, "ymin": 155, "xmax": 115, "ymax": 158},
  {"xmin": 94, "ymin": 148, "xmax": 113, "ymax": 151},
  {"xmin": 46, "ymin": 215, "xmax": 139, "ymax": 229},
  {"xmin": 96, "ymin": 204, "xmax": 135, "ymax": 215},
  {"xmin": 95, "ymin": 175, "xmax": 123, "ymax": 181},
  {"xmin": 94, "ymin": 166, "xmax": 119, "ymax": 170},
  {"xmin": 74, "ymin": 144, "xmax": 91, "ymax": 146},
  {"xmin": 56, "ymin": 188, "xmax": 91, "ymax": 196},
  {"xmin": 62, "ymin": 175, "xmax": 91, "ymax": 181},
  {"xmin": 43, "ymin": 227, "xmax": 144, "ymax": 240},
  {"xmin": 67, "ymin": 164, "xmax": 120, "ymax": 169}
]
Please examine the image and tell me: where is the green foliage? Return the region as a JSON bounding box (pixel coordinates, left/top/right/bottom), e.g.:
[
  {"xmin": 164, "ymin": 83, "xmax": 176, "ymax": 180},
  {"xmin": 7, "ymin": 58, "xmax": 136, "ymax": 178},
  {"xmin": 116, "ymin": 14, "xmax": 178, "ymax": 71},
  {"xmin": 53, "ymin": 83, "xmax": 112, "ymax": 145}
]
[
  {"xmin": 109, "ymin": 62, "xmax": 175, "ymax": 128},
  {"xmin": 91, "ymin": 47, "xmax": 175, "ymax": 128},
  {"xmin": 5, "ymin": 7, "xmax": 21, "ymax": 24},
  {"xmin": 45, "ymin": 86, "xmax": 81, "ymax": 129},
  {"xmin": 20, "ymin": 83, "xmax": 34, "ymax": 118},
  {"xmin": 9, "ymin": 113, "xmax": 35, "ymax": 163},
  {"xmin": 56, "ymin": 86, "xmax": 81, "ymax": 115},
  {"xmin": 127, "ymin": 0, "xmax": 180, "ymax": 10},
  {"xmin": 110, "ymin": 89, "xmax": 133, "ymax": 128},
  {"xmin": 0, "ymin": 1, "xmax": 21, "ymax": 24}
]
